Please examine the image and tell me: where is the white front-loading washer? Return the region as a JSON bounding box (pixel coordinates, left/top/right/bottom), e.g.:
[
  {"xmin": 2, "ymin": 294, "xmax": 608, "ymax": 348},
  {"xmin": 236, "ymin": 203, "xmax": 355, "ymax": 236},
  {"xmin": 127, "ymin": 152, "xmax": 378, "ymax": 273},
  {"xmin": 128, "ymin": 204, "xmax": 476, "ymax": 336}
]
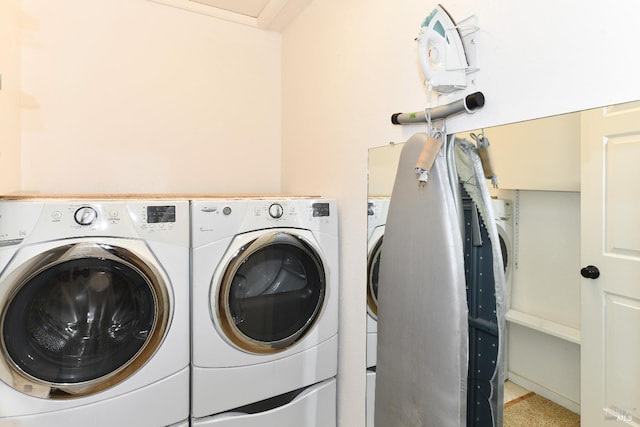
[
  {"xmin": 491, "ymin": 198, "xmax": 514, "ymax": 306},
  {"xmin": 190, "ymin": 197, "xmax": 338, "ymax": 425},
  {"xmin": 0, "ymin": 197, "xmax": 190, "ymax": 427},
  {"xmin": 366, "ymin": 197, "xmax": 389, "ymax": 369}
]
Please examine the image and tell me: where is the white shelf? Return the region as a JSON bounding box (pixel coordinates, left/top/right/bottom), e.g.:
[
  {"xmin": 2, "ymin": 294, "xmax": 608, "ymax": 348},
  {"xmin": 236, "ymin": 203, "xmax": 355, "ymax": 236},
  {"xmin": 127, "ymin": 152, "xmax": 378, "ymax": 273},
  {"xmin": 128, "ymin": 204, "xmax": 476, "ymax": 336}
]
[{"xmin": 505, "ymin": 309, "xmax": 581, "ymax": 345}]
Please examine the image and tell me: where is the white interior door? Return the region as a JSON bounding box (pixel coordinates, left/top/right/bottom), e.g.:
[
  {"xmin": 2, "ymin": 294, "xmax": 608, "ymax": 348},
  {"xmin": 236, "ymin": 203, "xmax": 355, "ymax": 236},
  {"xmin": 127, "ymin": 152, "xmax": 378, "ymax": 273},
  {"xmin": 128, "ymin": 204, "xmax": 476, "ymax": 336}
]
[{"xmin": 581, "ymin": 101, "xmax": 640, "ymax": 425}]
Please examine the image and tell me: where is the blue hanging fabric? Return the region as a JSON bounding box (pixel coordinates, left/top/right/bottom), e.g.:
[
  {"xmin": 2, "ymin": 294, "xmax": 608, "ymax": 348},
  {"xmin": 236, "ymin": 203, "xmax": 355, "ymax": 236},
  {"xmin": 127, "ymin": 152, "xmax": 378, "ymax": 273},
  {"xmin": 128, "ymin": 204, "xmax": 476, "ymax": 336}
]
[{"xmin": 455, "ymin": 137, "xmax": 507, "ymax": 427}]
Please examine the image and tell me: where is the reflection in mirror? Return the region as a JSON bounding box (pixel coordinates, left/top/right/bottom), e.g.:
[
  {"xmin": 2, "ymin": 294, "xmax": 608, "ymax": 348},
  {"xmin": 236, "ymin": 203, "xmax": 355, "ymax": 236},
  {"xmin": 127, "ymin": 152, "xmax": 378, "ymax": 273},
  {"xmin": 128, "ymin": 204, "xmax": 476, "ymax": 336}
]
[
  {"xmin": 364, "ymin": 102, "xmax": 640, "ymax": 424},
  {"xmin": 366, "ymin": 197, "xmax": 388, "ymax": 369},
  {"xmin": 366, "ymin": 142, "xmax": 402, "ymax": 427},
  {"xmin": 367, "ymin": 143, "xmax": 403, "ymax": 197},
  {"xmin": 365, "ymin": 203, "xmax": 390, "ymax": 424}
]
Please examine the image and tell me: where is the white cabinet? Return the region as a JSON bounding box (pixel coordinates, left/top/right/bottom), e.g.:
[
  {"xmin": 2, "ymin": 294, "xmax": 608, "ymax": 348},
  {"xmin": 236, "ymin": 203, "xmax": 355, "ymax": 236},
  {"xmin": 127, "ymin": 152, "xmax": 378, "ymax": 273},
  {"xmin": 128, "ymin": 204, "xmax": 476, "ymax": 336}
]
[{"xmin": 0, "ymin": 0, "xmax": 21, "ymax": 194}]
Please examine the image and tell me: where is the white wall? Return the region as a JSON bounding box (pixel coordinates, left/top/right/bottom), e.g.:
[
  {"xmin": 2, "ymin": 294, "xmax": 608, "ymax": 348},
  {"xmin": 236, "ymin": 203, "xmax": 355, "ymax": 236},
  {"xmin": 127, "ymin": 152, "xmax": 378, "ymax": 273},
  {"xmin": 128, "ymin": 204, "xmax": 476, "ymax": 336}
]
[
  {"xmin": 281, "ymin": 1, "xmax": 640, "ymax": 426},
  {"xmin": 19, "ymin": 0, "xmax": 282, "ymax": 194}
]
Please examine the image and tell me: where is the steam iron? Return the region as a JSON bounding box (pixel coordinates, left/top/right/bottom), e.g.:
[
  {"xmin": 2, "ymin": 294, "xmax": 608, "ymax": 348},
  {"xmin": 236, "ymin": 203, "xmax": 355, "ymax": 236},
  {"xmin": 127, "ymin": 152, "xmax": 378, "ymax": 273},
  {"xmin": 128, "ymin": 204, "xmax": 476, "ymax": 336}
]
[{"xmin": 417, "ymin": 4, "xmax": 469, "ymax": 93}]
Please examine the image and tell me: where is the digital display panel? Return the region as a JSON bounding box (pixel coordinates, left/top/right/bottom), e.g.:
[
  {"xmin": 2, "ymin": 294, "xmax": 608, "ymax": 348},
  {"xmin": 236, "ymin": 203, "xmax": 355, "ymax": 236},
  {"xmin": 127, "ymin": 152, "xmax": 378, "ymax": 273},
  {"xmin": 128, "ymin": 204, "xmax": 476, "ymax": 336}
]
[
  {"xmin": 312, "ymin": 203, "xmax": 330, "ymax": 217},
  {"xmin": 147, "ymin": 206, "xmax": 176, "ymax": 223}
]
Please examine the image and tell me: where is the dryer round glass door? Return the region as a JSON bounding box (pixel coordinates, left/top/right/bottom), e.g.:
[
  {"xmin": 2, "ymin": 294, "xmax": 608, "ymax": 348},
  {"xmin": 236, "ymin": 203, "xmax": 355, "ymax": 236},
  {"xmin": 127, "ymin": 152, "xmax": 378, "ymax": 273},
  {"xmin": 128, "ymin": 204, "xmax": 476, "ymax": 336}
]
[
  {"xmin": 367, "ymin": 236, "xmax": 383, "ymax": 319},
  {"xmin": 497, "ymin": 231, "xmax": 508, "ymax": 273},
  {"xmin": 218, "ymin": 231, "xmax": 326, "ymax": 354},
  {"xmin": 0, "ymin": 243, "xmax": 170, "ymax": 399}
]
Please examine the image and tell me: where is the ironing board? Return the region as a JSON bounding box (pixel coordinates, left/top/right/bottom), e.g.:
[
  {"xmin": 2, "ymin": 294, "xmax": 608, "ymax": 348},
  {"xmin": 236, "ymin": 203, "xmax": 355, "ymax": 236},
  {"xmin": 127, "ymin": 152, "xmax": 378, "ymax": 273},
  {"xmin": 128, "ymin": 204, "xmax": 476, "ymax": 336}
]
[{"xmin": 374, "ymin": 133, "xmax": 468, "ymax": 427}]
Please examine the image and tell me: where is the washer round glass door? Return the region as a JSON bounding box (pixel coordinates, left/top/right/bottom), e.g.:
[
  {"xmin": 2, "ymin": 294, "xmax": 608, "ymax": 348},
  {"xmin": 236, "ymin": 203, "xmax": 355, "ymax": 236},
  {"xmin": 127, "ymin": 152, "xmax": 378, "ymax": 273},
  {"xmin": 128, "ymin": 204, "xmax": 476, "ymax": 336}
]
[
  {"xmin": 217, "ymin": 231, "xmax": 326, "ymax": 354},
  {"xmin": 0, "ymin": 243, "xmax": 170, "ymax": 398}
]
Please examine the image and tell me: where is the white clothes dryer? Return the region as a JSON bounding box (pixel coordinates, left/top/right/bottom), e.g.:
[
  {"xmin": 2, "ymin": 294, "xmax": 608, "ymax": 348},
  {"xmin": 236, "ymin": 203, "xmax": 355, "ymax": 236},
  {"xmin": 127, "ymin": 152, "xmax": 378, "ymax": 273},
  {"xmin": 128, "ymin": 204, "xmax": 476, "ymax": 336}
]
[
  {"xmin": 0, "ymin": 198, "xmax": 190, "ymax": 427},
  {"xmin": 491, "ymin": 198, "xmax": 515, "ymax": 380},
  {"xmin": 366, "ymin": 197, "xmax": 389, "ymax": 369},
  {"xmin": 190, "ymin": 198, "xmax": 339, "ymax": 423}
]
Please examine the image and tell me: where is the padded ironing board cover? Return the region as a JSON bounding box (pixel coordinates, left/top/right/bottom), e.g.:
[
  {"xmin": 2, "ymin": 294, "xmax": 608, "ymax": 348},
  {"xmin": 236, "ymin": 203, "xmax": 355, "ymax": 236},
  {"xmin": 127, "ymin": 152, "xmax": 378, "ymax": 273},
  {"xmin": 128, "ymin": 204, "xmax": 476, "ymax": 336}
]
[
  {"xmin": 455, "ymin": 138, "xmax": 507, "ymax": 427},
  {"xmin": 374, "ymin": 133, "xmax": 468, "ymax": 427}
]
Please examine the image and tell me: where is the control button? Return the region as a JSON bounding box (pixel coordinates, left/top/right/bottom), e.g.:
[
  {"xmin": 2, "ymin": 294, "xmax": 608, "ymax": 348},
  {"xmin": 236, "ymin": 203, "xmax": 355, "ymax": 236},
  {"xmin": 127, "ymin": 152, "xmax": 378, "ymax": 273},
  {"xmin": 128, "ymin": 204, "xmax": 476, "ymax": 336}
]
[
  {"xmin": 109, "ymin": 210, "xmax": 119, "ymax": 218},
  {"xmin": 268, "ymin": 203, "xmax": 284, "ymax": 219},
  {"xmin": 51, "ymin": 211, "xmax": 62, "ymax": 220},
  {"xmin": 74, "ymin": 206, "xmax": 98, "ymax": 226},
  {"xmin": 223, "ymin": 206, "xmax": 232, "ymax": 215}
]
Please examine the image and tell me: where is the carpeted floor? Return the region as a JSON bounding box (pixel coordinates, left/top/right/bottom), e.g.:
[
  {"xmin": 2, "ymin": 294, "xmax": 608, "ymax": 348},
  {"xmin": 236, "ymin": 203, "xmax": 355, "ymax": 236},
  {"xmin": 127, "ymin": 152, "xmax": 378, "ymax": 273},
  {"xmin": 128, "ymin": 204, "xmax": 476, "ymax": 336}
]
[{"xmin": 504, "ymin": 392, "xmax": 580, "ymax": 426}]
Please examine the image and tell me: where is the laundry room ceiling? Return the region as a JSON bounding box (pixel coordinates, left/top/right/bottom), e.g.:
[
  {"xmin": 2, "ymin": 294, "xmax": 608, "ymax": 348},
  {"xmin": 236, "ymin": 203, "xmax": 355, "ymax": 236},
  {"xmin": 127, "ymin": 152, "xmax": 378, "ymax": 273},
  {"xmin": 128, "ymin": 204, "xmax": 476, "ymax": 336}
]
[
  {"xmin": 149, "ymin": 0, "xmax": 312, "ymax": 31},
  {"xmin": 191, "ymin": 0, "xmax": 271, "ymax": 18}
]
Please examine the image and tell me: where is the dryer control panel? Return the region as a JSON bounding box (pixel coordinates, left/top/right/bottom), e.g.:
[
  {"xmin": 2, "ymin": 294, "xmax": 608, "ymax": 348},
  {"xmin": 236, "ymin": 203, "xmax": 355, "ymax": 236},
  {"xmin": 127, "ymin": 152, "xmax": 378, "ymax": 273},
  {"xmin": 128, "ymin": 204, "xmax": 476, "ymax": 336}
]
[
  {"xmin": 264, "ymin": 201, "xmax": 330, "ymax": 219},
  {"xmin": 248, "ymin": 200, "xmax": 335, "ymax": 227},
  {"xmin": 191, "ymin": 198, "xmax": 338, "ymax": 247}
]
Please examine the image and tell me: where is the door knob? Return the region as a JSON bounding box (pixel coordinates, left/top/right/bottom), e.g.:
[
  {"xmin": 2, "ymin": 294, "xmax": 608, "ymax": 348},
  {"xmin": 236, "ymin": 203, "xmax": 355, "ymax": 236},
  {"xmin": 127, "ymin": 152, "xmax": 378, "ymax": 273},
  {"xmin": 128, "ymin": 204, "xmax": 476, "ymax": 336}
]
[{"xmin": 581, "ymin": 265, "xmax": 600, "ymax": 279}]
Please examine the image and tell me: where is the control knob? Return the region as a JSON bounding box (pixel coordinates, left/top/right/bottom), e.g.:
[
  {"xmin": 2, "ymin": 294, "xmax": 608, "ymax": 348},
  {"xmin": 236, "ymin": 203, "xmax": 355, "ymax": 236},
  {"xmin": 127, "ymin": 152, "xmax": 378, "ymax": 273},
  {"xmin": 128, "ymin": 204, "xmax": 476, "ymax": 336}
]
[
  {"xmin": 268, "ymin": 203, "xmax": 284, "ymax": 219},
  {"xmin": 74, "ymin": 206, "xmax": 98, "ymax": 226}
]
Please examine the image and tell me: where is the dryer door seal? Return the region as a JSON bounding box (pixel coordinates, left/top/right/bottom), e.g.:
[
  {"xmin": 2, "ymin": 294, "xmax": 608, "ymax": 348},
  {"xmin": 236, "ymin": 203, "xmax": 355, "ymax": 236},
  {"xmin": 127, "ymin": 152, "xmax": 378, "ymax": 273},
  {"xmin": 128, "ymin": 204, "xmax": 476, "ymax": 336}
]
[
  {"xmin": 217, "ymin": 231, "xmax": 326, "ymax": 354},
  {"xmin": 0, "ymin": 242, "xmax": 170, "ymax": 399},
  {"xmin": 367, "ymin": 235, "xmax": 383, "ymax": 319}
]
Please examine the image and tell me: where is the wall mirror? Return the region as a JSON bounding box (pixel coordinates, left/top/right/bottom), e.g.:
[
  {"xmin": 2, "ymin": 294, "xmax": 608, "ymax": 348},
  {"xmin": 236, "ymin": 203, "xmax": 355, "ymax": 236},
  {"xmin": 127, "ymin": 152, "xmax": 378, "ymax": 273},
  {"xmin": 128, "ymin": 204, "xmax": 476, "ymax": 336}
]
[{"xmin": 366, "ymin": 100, "xmax": 640, "ymax": 425}]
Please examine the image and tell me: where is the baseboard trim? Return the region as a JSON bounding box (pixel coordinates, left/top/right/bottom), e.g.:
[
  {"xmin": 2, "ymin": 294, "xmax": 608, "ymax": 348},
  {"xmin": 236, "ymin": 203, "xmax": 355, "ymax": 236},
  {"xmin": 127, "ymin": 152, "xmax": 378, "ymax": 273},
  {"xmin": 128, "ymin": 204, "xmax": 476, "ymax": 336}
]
[{"xmin": 507, "ymin": 371, "xmax": 581, "ymax": 415}]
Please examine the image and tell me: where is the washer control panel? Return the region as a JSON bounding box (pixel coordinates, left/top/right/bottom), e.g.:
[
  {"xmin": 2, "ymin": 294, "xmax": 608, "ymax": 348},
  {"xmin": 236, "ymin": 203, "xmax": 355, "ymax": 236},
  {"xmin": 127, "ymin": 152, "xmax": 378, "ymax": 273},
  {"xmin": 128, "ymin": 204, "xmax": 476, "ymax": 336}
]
[
  {"xmin": 1, "ymin": 200, "xmax": 190, "ymax": 246},
  {"xmin": 131, "ymin": 203, "xmax": 188, "ymax": 245}
]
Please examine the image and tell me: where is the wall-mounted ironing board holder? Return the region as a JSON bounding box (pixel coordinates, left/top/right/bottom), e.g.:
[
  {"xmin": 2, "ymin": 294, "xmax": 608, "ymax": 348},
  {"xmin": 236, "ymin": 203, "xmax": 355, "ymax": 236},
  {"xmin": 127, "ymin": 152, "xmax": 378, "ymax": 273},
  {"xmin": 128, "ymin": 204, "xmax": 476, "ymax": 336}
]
[{"xmin": 390, "ymin": 91, "xmax": 485, "ymax": 125}]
